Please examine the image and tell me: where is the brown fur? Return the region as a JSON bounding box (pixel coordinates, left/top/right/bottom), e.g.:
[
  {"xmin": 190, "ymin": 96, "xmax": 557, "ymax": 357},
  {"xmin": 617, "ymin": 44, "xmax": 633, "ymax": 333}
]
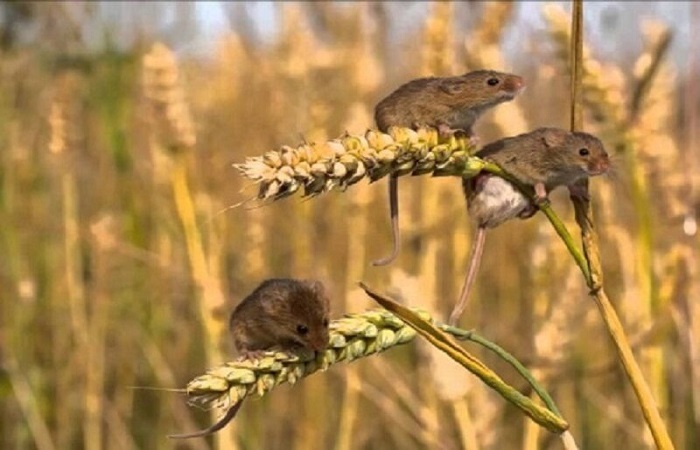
[
  {"xmin": 375, "ymin": 70, "xmax": 524, "ymax": 133},
  {"xmin": 476, "ymin": 127, "xmax": 610, "ymax": 189},
  {"xmin": 230, "ymin": 278, "xmax": 331, "ymax": 354},
  {"xmin": 449, "ymin": 128, "xmax": 610, "ymax": 325},
  {"xmin": 169, "ymin": 279, "xmax": 330, "ymax": 440},
  {"xmin": 372, "ymin": 70, "xmax": 525, "ymax": 266}
]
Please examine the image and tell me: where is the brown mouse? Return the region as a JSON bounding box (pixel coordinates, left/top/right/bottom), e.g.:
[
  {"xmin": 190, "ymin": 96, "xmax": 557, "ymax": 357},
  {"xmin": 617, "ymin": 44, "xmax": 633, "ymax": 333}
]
[
  {"xmin": 448, "ymin": 128, "xmax": 610, "ymax": 325},
  {"xmin": 371, "ymin": 70, "xmax": 525, "ymax": 266},
  {"xmin": 229, "ymin": 278, "xmax": 331, "ymax": 355},
  {"xmin": 169, "ymin": 278, "xmax": 331, "ymax": 439}
]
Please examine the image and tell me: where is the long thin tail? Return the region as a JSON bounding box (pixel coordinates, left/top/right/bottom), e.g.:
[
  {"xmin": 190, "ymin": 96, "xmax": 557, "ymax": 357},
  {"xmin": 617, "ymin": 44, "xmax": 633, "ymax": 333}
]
[
  {"xmin": 372, "ymin": 175, "xmax": 400, "ymax": 266},
  {"xmin": 449, "ymin": 227, "xmax": 487, "ymax": 325},
  {"xmin": 168, "ymin": 399, "xmax": 244, "ymax": 439}
]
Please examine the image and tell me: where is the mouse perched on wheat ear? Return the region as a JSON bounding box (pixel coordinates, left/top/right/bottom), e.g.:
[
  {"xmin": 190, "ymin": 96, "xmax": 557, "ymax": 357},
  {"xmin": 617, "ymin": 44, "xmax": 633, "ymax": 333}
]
[
  {"xmin": 229, "ymin": 278, "xmax": 330, "ymax": 355},
  {"xmin": 448, "ymin": 128, "xmax": 610, "ymax": 326},
  {"xmin": 372, "ymin": 69, "xmax": 526, "ymax": 266},
  {"xmin": 168, "ymin": 278, "xmax": 331, "ymax": 439}
]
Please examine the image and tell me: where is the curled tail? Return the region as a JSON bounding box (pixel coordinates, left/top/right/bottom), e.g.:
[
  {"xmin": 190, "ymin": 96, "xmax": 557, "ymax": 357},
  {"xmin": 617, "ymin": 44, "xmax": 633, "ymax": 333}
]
[{"xmin": 168, "ymin": 400, "xmax": 244, "ymax": 439}]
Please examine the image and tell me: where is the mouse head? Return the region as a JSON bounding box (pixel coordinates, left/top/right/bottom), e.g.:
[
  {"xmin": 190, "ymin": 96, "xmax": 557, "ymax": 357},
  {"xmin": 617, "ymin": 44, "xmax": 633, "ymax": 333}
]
[
  {"xmin": 271, "ymin": 280, "xmax": 331, "ymax": 353},
  {"xmin": 439, "ymin": 70, "xmax": 525, "ymax": 107},
  {"xmin": 539, "ymin": 128, "xmax": 610, "ymax": 180}
]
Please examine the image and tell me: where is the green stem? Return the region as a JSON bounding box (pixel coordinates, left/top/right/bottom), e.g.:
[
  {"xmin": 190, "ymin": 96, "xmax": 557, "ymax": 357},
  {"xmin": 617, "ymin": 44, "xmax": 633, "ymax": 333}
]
[
  {"xmin": 566, "ymin": 2, "xmax": 674, "ymax": 448},
  {"xmin": 361, "ymin": 283, "xmax": 569, "ymax": 435},
  {"xmin": 440, "ymin": 325, "xmax": 562, "ymax": 417},
  {"xmin": 537, "ymin": 203, "xmax": 591, "ymax": 284}
]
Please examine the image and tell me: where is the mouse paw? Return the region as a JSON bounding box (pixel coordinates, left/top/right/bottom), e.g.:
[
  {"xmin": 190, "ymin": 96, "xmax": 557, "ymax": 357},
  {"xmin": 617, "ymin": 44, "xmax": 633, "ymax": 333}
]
[
  {"xmin": 238, "ymin": 350, "xmax": 268, "ymax": 362},
  {"xmin": 436, "ymin": 123, "xmax": 469, "ymax": 141},
  {"xmin": 534, "ymin": 182, "xmax": 549, "ymax": 205},
  {"xmin": 411, "ymin": 121, "xmax": 430, "ymax": 130}
]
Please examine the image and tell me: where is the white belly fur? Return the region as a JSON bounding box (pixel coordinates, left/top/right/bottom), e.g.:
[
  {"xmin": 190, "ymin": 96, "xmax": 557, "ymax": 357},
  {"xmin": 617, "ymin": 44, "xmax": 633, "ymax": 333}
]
[{"xmin": 469, "ymin": 176, "xmax": 530, "ymax": 228}]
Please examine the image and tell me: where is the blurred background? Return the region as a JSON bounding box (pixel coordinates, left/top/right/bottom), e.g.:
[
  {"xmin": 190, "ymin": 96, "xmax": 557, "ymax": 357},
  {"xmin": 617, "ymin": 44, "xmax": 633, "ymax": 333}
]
[{"xmin": 0, "ymin": 1, "xmax": 698, "ymax": 449}]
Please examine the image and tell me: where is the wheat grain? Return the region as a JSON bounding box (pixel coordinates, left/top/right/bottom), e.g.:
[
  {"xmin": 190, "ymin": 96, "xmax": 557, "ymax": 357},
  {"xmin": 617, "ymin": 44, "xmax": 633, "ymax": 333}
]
[
  {"xmin": 234, "ymin": 126, "xmax": 480, "ymax": 201},
  {"xmin": 182, "ymin": 309, "xmax": 422, "ymax": 417}
]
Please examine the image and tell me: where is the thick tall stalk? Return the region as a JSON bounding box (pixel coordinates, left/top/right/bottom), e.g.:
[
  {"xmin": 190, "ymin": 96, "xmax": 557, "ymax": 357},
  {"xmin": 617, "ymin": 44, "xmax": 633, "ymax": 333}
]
[{"xmin": 568, "ymin": 2, "xmax": 674, "ymax": 449}]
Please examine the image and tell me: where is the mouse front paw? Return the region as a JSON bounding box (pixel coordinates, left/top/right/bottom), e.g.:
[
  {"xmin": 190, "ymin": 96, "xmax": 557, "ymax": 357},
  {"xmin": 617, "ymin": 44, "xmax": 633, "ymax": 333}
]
[
  {"xmin": 237, "ymin": 350, "xmax": 268, "ymax": 362},
  {"xmin": 533, "ymin": 182, "xmax": 549, "ymax": 205},
  {"xmin": 435, "ymin": 122, "xmax": 467, "ymax": 139},
  {"xmin": 411, "ymin": 121, "xmax": 431, "ymax": 131}
]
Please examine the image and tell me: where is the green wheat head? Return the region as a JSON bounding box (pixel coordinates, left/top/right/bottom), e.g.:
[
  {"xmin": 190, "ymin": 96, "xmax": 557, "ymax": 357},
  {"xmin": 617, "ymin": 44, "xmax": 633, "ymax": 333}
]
[{"xmin": 183, "ymin": 309, "xmax": 426, "ymax": 414}]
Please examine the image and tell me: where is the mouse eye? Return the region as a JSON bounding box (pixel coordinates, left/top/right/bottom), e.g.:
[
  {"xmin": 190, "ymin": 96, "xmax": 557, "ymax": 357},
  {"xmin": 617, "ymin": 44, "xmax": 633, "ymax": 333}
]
[
  {"xmin": 296, "ymin": 324, "xmax": 309, "ymax": 335},
  {"xmin": 579, "ymin": 148, "xmax": 590, "ymax": 156},
  {"xmin": 323, "ymin": 319, "xmax": 329, "ymax": 328},
  {"xmin": 486, "ymin": 77, "xmax": 500, "ymax": 86}
]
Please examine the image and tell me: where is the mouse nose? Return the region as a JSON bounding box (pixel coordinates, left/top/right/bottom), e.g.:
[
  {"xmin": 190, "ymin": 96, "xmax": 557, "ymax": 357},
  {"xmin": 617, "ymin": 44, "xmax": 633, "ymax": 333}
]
[
  {"xmin": 589, "ymin": 157, "xmax": 610, "ymax": 174},
  {"xmin": 504, "ymin": 75, "xmax": 525, "ymax": 93},
  {"xmin": 310, "ymin": 333, "xmax": 329, "ymax": 352}
]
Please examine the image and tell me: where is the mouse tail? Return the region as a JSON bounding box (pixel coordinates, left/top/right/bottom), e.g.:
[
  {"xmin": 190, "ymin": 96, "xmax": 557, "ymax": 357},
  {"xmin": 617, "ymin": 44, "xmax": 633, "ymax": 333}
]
[
  {"xmin": 167, "ymin": 399, "xmax": 244, "ymax": 439},
  {"xmin": 372, "ymin": 175, "xmax": 400, "ymax": 266},
  {"xmin": 448, "ymin": 226, "xmax": 487, "ymax": 326}
]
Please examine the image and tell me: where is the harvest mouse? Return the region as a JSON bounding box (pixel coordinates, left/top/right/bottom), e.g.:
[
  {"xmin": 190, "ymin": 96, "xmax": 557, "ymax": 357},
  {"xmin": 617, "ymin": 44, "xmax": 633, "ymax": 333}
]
[
  {"xmin": 169, "ymin": 278, "xmax": 331, "ymax": 439},
  {"xmin": 229, "ymin": 278, "xmax": 331, "ymax": 355},
  {"xmin": 448, "ymin": 128, "xmax": 610, "ymax": 325},
  {"xmin": 372, "ymin": 70, "xmax": 525, "ymax": 266}
]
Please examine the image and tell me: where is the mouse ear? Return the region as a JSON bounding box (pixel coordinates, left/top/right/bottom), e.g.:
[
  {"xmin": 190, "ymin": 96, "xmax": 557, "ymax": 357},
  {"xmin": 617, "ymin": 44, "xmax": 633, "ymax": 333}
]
[
  {"xmin": 306, "ymin": 280, "xmax": 330, "ymax": 312},
  {"xmin": 541, "ymin": 128, "xmax": 568, "ymax": 148},
  {"xmin": 305, "ymin": 280, "xmax": 325, "ymax": 295},
  {"xmin": 438, "ymin": 79, "xmax": 464, "ymax": 95}
]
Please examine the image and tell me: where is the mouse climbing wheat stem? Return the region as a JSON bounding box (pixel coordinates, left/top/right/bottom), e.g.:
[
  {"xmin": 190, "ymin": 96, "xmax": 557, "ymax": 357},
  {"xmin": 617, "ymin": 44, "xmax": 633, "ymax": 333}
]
[{"xmin": 448, "ymin": 128, "xmax": 610, "ymax": 325}]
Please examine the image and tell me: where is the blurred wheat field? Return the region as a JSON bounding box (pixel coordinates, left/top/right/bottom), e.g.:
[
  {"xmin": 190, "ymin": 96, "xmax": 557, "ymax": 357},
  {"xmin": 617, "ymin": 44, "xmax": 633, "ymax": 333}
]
[{"xmin": 0, "ymin": 2, "xmax": 698, "ymax": 449}]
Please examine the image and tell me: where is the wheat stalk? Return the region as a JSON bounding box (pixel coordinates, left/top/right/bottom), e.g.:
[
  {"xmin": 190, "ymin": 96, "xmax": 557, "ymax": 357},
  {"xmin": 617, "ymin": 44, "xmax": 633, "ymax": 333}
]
[
  {"xmin": 559, "ymin": 2, "xmax": 674, "ymax": 449},
  {"xmin": 143, "ymin": 42, "xmax": 236, "ymax": 448}
]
